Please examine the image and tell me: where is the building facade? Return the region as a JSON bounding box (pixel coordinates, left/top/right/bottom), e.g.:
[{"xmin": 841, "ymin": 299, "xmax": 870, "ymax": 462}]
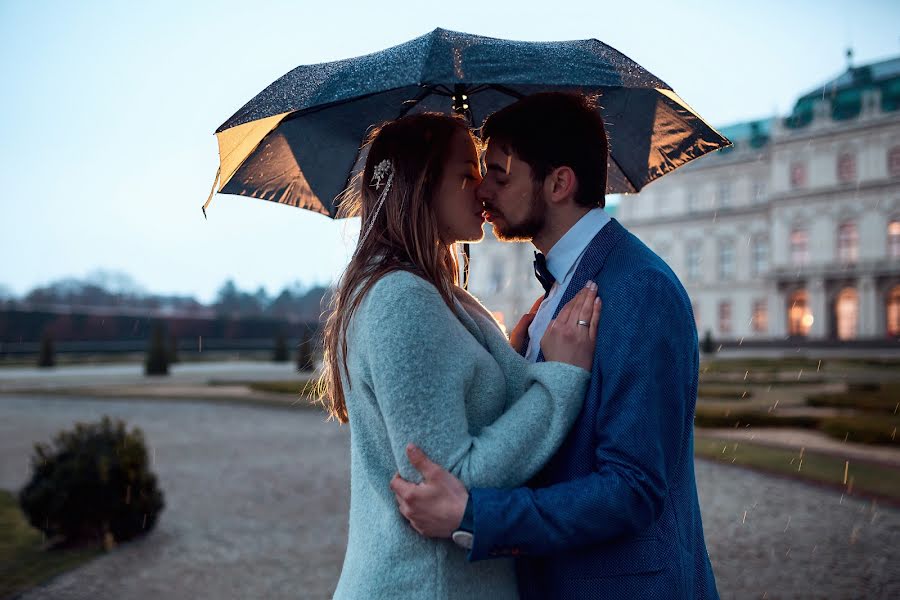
[{"xmin": 469, "ymin": 56, "xmax": 900, "ymax": 343}]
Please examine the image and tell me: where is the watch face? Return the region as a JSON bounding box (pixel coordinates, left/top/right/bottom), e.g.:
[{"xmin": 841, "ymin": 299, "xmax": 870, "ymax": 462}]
[{"xmin": 452, "ymin": 530, "xmax": 474, "ymax": 550}]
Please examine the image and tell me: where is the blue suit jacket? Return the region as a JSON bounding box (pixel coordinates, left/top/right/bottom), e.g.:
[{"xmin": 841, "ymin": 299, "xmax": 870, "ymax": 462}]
[{"xmin": 469, "ymin": 218, "xmax": 719, "ymax": 599}]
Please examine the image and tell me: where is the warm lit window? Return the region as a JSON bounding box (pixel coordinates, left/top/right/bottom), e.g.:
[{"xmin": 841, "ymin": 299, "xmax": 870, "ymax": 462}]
[
  {"xmin": 788, "ymin": 290, "xmax": 814, "ymax": 336},
  {"xmin": 718, "ymin": 241, "xmax": 735, "ymax": 280},
  {"xmin": 837, "ymin": 221, "xmax": 859, "ymax": 264},
  {"xmin": 889, "ymin": 147, "xmax": 900, "ymax": 178},
  {"xmin": 752, "ymin": 299, "xmax": 768, "ymax": 333},
  {"xmin": 790, "ymin": 162, "xmax": 807, "ymax": 188},
  {"xmin": 687, "ymin": 242, "xmax": 702, "ymax": 281},
  {"xmin": 889, "ymin": 219, "xmax": 900, "ymax": 259},
  {"xmin": 888, "ymin": 285, "xmax": 900, "ymax": 337},
  {"xmin": 835, "ymin": 288, "xmax": 859, "ymax": 340},
  {"xmin": 718, "ymin": 301, "xmax": 732, "ymax": 335},
  {"xmin": 790, "ymin": 228, "xmax": 809, "ymax": 266},
  {"xmin": 751, "ymin": 236, "xmax": 769, "ymax": 277},
  {"xmin": 837, "ymin": 153, "xmax": 856, "ymax": 183}
]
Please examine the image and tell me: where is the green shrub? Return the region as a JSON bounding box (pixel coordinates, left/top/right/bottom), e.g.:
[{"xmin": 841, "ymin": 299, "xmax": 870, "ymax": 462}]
[
  {"xmin": 144, "ymin": 324, "xmax": 169, "ymax": 376},
  {"xmin": 273, "ymin": 333, "xmax": 289, "ymax": 363},
  {"xmin": 819, "ymin": 415, "xmax": 900, "ymax": 446},
  {"xmin": 296, "ymin": 336, "xmax": 314, "ymax": 373},
  {"xmin": 37, "ymin": 335, "xmax": 55, "ymax": 368},
  {"xmin": 18, "ymin": 417, "xmax": 165, "ymax": 546},
  {"xmin": 698, "ymin": 385, "xmax": 754, "ymax": 400},
  {"xmin": 701, "ymin": 330, "xmax": 714, "ymax": 355},
  {"xmin": 806, "ymin": 382, "xmax": 900, "ymax": 414},
  {"xmin": 694, "ymin": 406, "xmax": 820, "ymax": 429}
]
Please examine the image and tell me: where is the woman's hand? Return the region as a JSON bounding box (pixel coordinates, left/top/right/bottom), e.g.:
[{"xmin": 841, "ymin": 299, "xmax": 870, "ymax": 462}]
[
  {"xmin": 540, "ymin": 281, "xmax": 602, "ymax": 371},
  {"xmin": 508, "ymin": 295, "xmax": 545, "ymax": 352}
]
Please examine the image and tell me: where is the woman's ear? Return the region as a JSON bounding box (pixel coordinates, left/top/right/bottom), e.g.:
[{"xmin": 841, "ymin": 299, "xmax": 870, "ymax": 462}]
[{"xmin": 547, "ymin": 166, "xmax": 577, "ymax": 204}]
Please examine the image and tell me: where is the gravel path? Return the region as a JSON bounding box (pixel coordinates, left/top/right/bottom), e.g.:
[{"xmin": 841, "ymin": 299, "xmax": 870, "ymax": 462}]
[{"xmin": 1, "ymin": 395, "xmax": 898, "ymax": 599}]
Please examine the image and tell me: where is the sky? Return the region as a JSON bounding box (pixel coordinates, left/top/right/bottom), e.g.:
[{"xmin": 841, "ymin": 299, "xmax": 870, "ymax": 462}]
[{"xmin": 1, "ymin": 0, "xmax": 898, "ymax": 303}]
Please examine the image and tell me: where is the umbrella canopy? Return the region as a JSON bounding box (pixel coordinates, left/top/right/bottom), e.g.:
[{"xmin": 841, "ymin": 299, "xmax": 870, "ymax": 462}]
[{"xmin": 207, "ymin": 27, "xmax": 730, "ymax": 217}]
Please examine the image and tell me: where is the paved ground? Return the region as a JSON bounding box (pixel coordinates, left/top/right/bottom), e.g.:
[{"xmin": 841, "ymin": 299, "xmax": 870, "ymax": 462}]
[{"xmin": 1, "ymin": 395, "xmax": 898, "ymax": 600}]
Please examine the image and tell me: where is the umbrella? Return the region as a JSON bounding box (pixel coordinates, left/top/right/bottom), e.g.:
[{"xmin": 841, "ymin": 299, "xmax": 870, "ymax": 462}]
[{"xmin": 204, "ymin": 27, "xmax": 730, "ymax": 220}]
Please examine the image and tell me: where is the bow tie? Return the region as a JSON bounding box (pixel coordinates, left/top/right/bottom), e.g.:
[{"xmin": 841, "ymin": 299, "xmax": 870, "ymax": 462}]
[{"xmin": 533, "ymin": 252, "xmax": 556, "ymax": 296}]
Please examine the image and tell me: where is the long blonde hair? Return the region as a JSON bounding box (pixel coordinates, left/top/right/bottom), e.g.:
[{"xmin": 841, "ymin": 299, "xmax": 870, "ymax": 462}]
[{"xmin": 317, "ymin": 113, "xmax": 476, "ymax": 423}]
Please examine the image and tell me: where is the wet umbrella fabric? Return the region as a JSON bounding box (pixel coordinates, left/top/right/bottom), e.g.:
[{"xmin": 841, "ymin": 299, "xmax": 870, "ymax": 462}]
[{"xmin": 206, "ymin": 27, "xmax": 730, "ymax": 217}]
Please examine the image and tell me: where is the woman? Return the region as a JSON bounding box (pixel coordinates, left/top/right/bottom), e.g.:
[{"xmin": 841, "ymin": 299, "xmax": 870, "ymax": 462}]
[{"xmin": 319, "ymin": 113, "xmax": 601, "ymax": 599}]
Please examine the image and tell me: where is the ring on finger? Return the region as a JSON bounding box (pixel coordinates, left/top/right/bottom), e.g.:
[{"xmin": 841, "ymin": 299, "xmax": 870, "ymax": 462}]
[{"xmin": 577, "ymin": 319, "xmax": 590, "ymax": 327}]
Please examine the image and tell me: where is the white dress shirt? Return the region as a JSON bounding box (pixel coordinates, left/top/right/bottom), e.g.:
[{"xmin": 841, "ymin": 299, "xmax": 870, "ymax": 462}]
[{"xmin": 525, "ymin": 207, "xmax": 611, "ymax": 362}]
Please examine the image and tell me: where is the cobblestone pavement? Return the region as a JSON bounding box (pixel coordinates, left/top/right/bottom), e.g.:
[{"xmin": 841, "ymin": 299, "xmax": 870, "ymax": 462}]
[{"xmin": 1, "ymin": 395, "xmax": 898, "ymax": 599}]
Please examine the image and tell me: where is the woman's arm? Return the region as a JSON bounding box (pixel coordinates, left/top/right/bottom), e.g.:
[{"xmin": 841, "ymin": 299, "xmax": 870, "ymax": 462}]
[{"xmin": 359, "ymin": 273, "xmax": 590, "ymax": 490}]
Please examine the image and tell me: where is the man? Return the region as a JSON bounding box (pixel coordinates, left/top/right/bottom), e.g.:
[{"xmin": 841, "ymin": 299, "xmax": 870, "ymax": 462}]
[{"xmin": 390, "ymin": 92, "xmax": 719, "ymax": 599}]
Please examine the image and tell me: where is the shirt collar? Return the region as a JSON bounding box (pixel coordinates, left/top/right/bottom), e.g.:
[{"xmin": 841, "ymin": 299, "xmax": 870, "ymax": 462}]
[{"xmin": 545, "ymin": 207, "xmax": 611, "ymax": 282}]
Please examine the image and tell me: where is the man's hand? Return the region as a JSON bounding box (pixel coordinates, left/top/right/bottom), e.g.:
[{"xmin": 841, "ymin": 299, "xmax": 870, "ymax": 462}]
[
  {"xmin": 508, "ymin": 295, "xmax": 544, "ymax": 352},
  {"xmin": 389, "ymin": 444, "xmax": 469, "ymax": 538}
]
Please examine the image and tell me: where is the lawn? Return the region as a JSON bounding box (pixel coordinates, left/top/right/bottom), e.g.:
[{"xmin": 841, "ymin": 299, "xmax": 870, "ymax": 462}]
[{"xmin": 0, "ymin": 490, "xmax": 102, "ymax": 600}]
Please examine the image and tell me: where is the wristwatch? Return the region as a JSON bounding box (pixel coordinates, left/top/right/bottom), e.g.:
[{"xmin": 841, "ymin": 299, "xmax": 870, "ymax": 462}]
[
  {"xmin": 451, "ymin": 529, "xmax": 474, "ymax": 550},
  {"xmin": 451, "ymin": 495, "xmax": 475, "ymax": 550}
]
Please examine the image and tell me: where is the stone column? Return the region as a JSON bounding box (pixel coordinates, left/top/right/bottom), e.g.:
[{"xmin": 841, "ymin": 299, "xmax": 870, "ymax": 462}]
[
  {"xmin": 767, "ymin": 285, "xmax": 787, "ymax": 339},
  {"xmin": 858, "ymin": 275, "xmax": 878, "ymax": 338},
  {"xmin": 808, "ymin": 277, "xmax": 828, "ymax": 339}
]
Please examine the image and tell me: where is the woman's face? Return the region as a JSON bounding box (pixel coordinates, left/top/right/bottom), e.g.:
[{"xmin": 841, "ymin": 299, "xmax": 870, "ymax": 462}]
[{"xmin": 433, "ymin": 129, "xmax": 485, "ymax": 244}]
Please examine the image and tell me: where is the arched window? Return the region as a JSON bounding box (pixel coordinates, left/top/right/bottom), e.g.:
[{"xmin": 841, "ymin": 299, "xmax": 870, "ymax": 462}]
[
  {"xmin": 835, "ymin": 287, "xmax": 859, "ymax": 340},
  {"xmin": 788, "ymin": 290, "xmax": 814, "ymax": 336},
  {"xmin": 837, "ymin": 221, "xmax": 859, "ymax": 264},
  {"xmin": 790, "ymin": 228, "xmax": 809, "ymax": 266},
  {"xmin": 888, "ymin": 285, "xmax": 900, "ymax": 337},
  {"xmin": 837, "ymin": 152, "xmax": 856, "ymax": 183}
]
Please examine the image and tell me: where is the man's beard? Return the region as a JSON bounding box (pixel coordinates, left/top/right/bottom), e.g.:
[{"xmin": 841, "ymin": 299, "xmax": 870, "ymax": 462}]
[{"xmin": 490, "ymin": 184, "xmax": 546, "ymax": 242}]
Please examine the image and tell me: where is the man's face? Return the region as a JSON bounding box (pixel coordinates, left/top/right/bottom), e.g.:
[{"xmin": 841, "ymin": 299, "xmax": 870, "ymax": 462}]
[{"xmin": 477, "ymin": 141, "xmax": 547, "ymax": 242}]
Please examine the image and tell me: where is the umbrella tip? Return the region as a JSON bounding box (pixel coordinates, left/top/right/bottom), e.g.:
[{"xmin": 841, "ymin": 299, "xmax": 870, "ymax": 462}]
[{"xmin": 201, "ymin": 206, "xmax": 207, "ymax": 220}]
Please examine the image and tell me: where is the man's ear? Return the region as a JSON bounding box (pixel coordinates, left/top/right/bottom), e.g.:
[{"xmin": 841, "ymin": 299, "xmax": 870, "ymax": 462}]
[{"xmin": 546, "ymin": 166, "xmax": 578, "ymax": 205}]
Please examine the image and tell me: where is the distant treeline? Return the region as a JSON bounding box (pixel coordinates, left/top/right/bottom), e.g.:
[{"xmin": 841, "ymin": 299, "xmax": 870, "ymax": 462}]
[{"xmin": 0, "ymin": 308, "xmax": 318, "ymax": 345}]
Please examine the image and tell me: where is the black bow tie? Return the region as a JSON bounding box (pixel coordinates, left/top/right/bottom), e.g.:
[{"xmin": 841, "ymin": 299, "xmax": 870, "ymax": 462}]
[{"xmin": 533, "ymin": 252, "xmax": 556, "ymax": 296}]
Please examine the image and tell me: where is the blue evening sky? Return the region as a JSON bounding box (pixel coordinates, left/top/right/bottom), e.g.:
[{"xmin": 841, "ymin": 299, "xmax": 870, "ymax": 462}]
[{"xmin": 1, "ymin": 0, "xmax": 897, "ymax": 302}]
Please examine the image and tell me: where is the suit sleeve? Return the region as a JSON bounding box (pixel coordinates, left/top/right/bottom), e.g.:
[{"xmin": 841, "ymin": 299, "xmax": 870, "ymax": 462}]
[
  {"xmin": 361, "ymin": 274, "xmax": 590, "ymax": 490},
  {"xmin": 467, "ymin": 270, "xmax": 696, "ymax": 559}
]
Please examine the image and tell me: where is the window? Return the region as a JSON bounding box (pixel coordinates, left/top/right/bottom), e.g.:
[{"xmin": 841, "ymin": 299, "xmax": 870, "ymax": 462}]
[
  {"xmin": 889, "ymin": 147, "xmax": 900, "ymax": 178},
  {"xmin": 752, "ymin": 180, "xmax": 766, "ymax": 203},
  {"xmin": 835, "ymin": 288, "xmax": 859, "ymax": 340},
  {"xmin": 837, "ymin": 221, "xmax": 859, "ymax": 264},
  {"xmin": 751, "ymin": 236, "xmax": 769, "ymax": 277},
  {"xmin": 837, "ymin": 153, "xmax": 857, "ymax": 183},
  {"xmin": 888, "ymin": 285, "xmax": 900, "ymax": 337},
  {"xmin": 788, "ymin": 290, "xmax": 814, "ymax": 336},
  {"xmin": 889, "ymin": 219, "xmax": 900, "ymax": 259},
  {"xmin": 716, "ymin": 181, "xmax": 732, "ymax": 208},
  {"xmin": 790, "ymin": 228, "xmax": 809, "ymax": 266},
  {"xmin": 718, "ymin": 240, "xmax": 735, "ymax": 280},
  {"xmin": 687, "ymin": 242, "xmax": 702, "ymax": 281},
  {"xmin": 686, "ymin": 189, "xmax": 700, "ymax": 213},
  {"xmin": 718, "ymin": 301, "xmax": 732, "ymax": 335},
  {"xmin": 790, "ymin": 162, "xmax": 807, "ymax": 188},
  {"xmin": 752, "ymin": 300, "xmax": 768, "ymax": 333}
]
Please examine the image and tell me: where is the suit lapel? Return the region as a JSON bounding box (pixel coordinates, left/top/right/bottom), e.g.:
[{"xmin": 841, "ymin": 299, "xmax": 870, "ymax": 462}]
[{"xmin": 536, "ymin": 218, "xmax": 627, "ymax": 363}]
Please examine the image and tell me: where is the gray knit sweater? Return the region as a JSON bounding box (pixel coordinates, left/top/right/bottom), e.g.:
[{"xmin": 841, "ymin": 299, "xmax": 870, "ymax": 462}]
[{"xmin": 332, "ymin": 270, "xmax": 590, "ymax": 599}]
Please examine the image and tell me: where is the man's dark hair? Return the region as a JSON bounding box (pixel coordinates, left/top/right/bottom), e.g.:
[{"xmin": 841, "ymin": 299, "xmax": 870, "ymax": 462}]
[{"xmin": 481, "ymin": 92, "xmax": 609, "ymax": 208}]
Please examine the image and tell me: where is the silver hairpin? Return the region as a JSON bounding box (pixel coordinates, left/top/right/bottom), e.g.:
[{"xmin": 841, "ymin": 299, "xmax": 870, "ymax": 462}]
[{"xmin": 356, "ymin": 159, "xmax": 394, "ymax": 251}]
